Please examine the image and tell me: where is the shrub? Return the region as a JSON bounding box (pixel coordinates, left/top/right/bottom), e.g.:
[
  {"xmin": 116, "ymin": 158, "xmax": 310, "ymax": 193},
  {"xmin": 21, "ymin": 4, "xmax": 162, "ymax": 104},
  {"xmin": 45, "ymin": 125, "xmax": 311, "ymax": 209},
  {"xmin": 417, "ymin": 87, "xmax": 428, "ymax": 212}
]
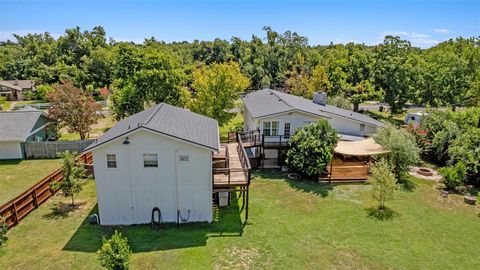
[
  {"xmin": 375, "ymin": 124, "xmax": 420, "ymax": 182},
  {"xmin": 440, "ymin": 162, "xmax": 467, "ymax": 191},
  {"xmin": 51, "ymin": 151, "xmax": 89, "ymax": 206},
  {"xmin": 97, "ymin": 230, "xmax": 132, "ymax": 270},
  {"xmin": 0, "ymin": 216, "xmax": 7, "ymax": 247},
  {"xmin": 369, "ymin": 159, "xmax": 396, "ymax": 209},
  {"xmin": 285, "ymin": 120, "xmax": 338, "ymax": 178}
]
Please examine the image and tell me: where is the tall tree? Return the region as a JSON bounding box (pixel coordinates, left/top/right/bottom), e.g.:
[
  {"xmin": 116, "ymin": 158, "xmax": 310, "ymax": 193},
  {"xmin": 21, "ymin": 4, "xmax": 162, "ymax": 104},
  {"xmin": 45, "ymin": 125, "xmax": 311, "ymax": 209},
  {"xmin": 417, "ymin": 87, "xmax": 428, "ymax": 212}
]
[
  {"xmin": 373, "ymin": 36, "xmax": 419, "ymax": 114},
  {"xmin": 48, "ymin": 82, "xmax": 102, "ymax": 139},
  {"xmin": 189, "ymin": 61, "xmax": 250, "ymax": 126}
]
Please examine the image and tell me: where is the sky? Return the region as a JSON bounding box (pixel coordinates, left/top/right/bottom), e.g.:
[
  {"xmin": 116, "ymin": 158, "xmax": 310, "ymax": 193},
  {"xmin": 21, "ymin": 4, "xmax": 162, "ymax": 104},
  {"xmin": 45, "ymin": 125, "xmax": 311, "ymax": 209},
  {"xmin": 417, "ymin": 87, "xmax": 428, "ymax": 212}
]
[{"xmin": 0, "ymin": 0, "xmax": 478, "ymax": 48}]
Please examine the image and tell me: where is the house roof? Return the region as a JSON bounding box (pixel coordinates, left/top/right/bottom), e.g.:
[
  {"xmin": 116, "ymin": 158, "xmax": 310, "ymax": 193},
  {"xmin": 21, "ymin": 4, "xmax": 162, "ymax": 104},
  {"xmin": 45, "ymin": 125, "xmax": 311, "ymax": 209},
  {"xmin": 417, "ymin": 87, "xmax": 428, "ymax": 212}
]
[
  {"xmin": 84, "ymin": 103, "xmax": 220, "ymax": 152},
  {"xmin": 0, "ymin": 110, "xmax": 46, "ymax": 141},
  {"xmin": 0, "ymin": 80, "xmax": 34, "ymax": 91},
  {"xmin": 241, "ymin": 89, "xmax": 384, "ymax": 127}
]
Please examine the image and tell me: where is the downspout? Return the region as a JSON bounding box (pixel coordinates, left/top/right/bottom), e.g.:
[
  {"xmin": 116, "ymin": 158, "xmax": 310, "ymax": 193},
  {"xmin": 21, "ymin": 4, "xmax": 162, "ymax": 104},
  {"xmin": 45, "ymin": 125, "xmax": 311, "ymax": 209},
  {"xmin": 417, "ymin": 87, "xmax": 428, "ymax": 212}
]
[{"xmin": 174, "ymin": 150, "xmax": 179, "ymax": 227}]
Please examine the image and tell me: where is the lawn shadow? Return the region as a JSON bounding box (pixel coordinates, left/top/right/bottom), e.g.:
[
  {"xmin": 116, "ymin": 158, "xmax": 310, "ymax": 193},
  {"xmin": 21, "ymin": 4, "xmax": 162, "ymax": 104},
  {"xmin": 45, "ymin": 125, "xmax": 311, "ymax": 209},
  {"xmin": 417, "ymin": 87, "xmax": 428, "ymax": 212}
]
[
  {"xmin": 366, "ymin": 207, "xmax": 399, "ymax": 221},
  {"xmin": 286, "ymin": 179, "xmax": 334, "ymax": 198},
  {"xmin": 43, "ymin": 201, "xmax": 87, "ymax": 219},
  {"xmin": 63, "ymin": 195, "xmax": 245, "ymax": 253},
  {"xmin": 398, "ymin": 177, "xmax": 416, "ymax": 192},
  {"xmin": 0, "ymin": 159, "xmax": 22, "ymax": 165}
]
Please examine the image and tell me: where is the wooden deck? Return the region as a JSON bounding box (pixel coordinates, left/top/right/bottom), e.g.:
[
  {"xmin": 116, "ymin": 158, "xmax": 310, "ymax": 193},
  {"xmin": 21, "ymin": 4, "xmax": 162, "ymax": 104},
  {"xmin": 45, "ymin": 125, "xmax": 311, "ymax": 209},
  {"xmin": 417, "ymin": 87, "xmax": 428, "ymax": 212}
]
[
  {"xmin": 213, "ymin": 142, "xmax": 249, "ymax": 188},
  {"xmin": 319, "ymin": 157, "xmax": 370, "ymax": 182}
]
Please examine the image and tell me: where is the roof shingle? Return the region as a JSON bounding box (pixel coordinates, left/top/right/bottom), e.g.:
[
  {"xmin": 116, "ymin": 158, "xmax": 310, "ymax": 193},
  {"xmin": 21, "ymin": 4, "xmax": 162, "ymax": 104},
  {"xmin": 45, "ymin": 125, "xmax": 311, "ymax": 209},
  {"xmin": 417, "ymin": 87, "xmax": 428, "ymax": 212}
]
[
  {"xmin": 84, "ymin": 103, "xmax": 220, "ymax": 152},
  {"xmin": 242, "ymin": 89, "xmax": 384, "ymax": 127}
]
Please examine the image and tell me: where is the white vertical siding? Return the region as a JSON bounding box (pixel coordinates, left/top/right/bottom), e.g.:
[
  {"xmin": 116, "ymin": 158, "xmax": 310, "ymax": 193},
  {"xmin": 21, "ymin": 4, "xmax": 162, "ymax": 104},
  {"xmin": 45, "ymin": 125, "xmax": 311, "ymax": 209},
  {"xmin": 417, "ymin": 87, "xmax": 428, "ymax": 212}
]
[
  {"xmin": 0, "ymin": 141, "xmax": 23, "ymax": 159},
  {"xmin": 92, "ymin": 129, "xmax": 213, "ymax": 225}
]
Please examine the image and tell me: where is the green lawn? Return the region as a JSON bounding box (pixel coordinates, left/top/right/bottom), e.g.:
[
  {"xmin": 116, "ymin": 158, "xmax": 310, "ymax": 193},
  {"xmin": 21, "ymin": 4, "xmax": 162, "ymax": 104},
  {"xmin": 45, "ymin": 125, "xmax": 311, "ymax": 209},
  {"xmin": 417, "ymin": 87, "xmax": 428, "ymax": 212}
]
[
  {"xmin": 219, "ymin": 113, "xmax": 243, "ymax": 142},
  {"xmin": 1, "ymin": 172, "xmax": 479, "ymax": 269},
  {"xmin": 0, "ymin": 159, "xmax": 62, "ymax": 205}
]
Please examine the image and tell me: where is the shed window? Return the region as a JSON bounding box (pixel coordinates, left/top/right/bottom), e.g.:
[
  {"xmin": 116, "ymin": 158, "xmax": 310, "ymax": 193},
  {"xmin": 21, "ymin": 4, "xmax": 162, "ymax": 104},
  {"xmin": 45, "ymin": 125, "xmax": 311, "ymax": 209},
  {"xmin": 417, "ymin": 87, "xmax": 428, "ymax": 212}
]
[
  {"xmin": 179, "ymin": 155, "xmax": 189, "ymax": 162},
  {"xmin": 143, "ymin": 154, "xmax": 158, "ymax": 167},
  {"xmin": 106, "ymin": 154, "xmax": 117, "ymax": 168},
  {"xmin": 360, "ymin": 124, "xmax": 365, "ymax": 132}
]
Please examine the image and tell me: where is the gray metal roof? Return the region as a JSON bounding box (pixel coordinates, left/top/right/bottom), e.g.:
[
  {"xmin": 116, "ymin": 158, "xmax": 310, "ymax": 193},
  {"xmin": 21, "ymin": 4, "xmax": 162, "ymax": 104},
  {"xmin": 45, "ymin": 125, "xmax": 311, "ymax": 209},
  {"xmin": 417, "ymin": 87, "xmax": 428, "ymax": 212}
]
[
  {"xmin": 84, "ymin": 103, "xmax": 220, "ymax": 152},
  {"xmin": 0, "ymin": 80, "xmax": 34, "ymax": 91},
  {"xmin": 0, "ymin": 111, "xmax": 45, "ymax": 141},
  {"xmin": 242, "ymin": 89, "xmax": 384, "ymax": 127}
]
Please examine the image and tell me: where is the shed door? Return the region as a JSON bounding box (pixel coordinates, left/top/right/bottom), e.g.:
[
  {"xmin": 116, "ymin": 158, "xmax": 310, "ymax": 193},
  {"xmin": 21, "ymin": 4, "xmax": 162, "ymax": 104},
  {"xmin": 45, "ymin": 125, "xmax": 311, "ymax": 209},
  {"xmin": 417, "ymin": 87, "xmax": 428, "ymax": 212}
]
[{"xmin": 176, "ymin": 150, "xmax": 194, "ymax": 221}]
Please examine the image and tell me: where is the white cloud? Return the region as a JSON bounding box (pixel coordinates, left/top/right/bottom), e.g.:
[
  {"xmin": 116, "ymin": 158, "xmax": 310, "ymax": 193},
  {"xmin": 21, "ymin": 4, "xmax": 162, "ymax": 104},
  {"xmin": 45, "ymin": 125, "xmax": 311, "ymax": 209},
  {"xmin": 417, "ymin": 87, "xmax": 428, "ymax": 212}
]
[
  {"xmin": 380, "ymin": 31, "xmax": 440, "ymax": 48},
  {"xmin": 0, "ymin": 30, "xmax": 60, "ymax": 42},
  {"xmin": 434, "ymin": 28, "xmax": 450, "ymax": 34}
]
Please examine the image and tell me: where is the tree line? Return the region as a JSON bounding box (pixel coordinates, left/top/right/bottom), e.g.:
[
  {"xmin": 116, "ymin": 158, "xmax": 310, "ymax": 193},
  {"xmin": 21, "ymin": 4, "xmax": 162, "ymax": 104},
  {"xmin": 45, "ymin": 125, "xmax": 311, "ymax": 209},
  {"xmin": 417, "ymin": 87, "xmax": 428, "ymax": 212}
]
[{"xmin": 1, "ymin": 26, "xmax": 479, "ymax": 120}]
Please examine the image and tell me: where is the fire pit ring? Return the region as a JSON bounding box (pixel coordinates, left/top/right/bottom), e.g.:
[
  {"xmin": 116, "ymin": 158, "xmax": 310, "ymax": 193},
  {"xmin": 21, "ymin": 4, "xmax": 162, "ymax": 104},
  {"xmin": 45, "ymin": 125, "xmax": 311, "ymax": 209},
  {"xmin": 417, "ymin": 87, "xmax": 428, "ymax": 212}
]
[{"xmin": 417, "ymin": 167, "xmax": 434, "ymax": 177}]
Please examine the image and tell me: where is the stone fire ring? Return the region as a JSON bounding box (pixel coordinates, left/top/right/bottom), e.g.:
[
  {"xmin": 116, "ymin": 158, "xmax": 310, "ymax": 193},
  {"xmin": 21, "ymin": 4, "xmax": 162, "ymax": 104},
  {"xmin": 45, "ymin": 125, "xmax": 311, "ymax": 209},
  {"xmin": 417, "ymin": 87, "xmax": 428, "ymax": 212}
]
[{"xmin": 417, "ymin": 167, "xmax": 434, "ymax": 177}]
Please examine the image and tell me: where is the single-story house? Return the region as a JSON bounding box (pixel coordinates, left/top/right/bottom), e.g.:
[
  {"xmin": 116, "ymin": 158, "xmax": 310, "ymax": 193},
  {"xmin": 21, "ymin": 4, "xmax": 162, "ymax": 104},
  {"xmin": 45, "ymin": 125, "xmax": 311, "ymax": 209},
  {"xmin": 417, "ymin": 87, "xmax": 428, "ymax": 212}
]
[
  {"xmin": 0, "ymin": 107, "xmax": 52, "ymax": 159},
  {"xmin": 0, "ymin": 79, "xmax": 35, "ymax": 101},
  {"xmin": 242, "ymin": 89, "xmax": 384, "ymax": 139},
  {"xmin": 84, "ymin": 103, "xmax": 220, "ymax": 225},
  {"xmin": 240, "ymin": 89, "xmax": 384, "ymax": 168}
]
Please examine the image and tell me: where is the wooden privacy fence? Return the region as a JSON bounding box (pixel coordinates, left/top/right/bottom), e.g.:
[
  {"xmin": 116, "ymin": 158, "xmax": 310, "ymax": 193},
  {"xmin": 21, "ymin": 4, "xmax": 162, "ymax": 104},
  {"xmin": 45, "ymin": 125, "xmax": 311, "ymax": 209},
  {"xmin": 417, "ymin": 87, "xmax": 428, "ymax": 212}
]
[
  {"xmin": 0, "ymin": 152, "xmax": 93, "ymax": 229},
  {"xmin": 23, "ymin": 140, "xmax": 95, "ymax": 159}
]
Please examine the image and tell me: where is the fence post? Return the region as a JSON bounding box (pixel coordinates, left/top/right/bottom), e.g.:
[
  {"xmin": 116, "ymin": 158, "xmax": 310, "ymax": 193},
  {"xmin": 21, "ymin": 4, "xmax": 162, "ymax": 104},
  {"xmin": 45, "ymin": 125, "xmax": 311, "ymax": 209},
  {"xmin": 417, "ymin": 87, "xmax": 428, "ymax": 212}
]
[{"xmin": 12, "ymin": 202, "xmax": 19, "ymax": 225}]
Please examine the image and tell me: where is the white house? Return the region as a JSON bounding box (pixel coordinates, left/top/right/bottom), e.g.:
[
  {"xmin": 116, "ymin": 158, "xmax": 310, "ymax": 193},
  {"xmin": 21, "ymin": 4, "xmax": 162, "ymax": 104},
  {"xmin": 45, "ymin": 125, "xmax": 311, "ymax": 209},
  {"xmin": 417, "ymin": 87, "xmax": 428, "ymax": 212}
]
[
  {"xmin": 0, "ymin": 107, "xmax": 52, "ymax": 159},
  {"xmin": 242, "ymin": 89, "xmax": 384, "ymax": 140},
  {"xmin": 83, "ymin": 103, "xmax": 220, "ymax": 225}
]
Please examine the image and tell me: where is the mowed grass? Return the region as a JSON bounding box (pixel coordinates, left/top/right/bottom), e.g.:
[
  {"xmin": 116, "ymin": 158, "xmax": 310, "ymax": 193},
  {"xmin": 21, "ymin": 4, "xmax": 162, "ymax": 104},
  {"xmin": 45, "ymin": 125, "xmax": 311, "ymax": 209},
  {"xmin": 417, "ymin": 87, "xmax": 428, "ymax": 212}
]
[
  {"xmin": 0, "ymin": 159, "xmax": 61, "ymax": 204},
  {"xmin": 219, "ymin": 113, "xmax": 243, "ymax": 142},
  {"xmin": 1, "ymin": 172, "xmax": 480, "ymax": 269}
]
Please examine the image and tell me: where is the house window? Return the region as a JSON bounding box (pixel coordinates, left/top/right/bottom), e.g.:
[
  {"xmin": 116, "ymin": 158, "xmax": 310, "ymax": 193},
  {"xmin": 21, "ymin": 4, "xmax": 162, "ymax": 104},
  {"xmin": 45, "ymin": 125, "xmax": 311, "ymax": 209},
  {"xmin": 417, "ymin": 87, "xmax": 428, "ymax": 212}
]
[
  {"xmin": 284, "ymin": 123, "xmax": 291, "ymax": 137},
  {"xmin": 360, "ymin": 124, "xmax": 365, "ymax": 132},
  {"xmin": 106, "ymin": 154, "xmax": 117, "ymax": 168},
  {"xmin": 271, "ymin": 121, "xmax": 279, "ymax": 136},
  {"xmin": 143, "ymin": 154, "xmax": 158, "ymax": 167},
  {"xmin": 263, "ymin": 121, "xmax": 271, "ymax": 136},
  {"xmin": 304, "ymin": 121, "xmax": 312, "ymax": 125}
]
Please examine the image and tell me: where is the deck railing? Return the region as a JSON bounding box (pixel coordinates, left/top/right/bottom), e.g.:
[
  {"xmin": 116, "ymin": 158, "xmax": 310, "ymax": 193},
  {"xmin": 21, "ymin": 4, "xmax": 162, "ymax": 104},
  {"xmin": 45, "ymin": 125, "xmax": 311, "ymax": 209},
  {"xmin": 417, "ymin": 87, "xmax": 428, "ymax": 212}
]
[{"xmin": 213, "ymin": 132, "xmax": 251, "ymax": 186}]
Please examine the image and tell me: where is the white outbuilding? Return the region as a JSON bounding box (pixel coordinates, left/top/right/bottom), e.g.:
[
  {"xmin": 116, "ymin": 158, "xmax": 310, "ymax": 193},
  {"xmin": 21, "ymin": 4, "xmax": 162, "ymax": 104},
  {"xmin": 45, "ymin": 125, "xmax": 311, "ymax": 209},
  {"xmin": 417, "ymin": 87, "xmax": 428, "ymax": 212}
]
[{"xmin": 84, "ymin": 103, "xmax": 220, "ymax": 225}]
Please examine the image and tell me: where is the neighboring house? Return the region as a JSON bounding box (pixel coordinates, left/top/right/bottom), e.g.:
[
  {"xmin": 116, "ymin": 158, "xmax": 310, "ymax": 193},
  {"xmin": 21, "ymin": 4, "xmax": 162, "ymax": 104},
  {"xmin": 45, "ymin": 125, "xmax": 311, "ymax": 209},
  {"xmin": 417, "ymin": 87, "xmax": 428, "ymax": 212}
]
[
  {"xmin": 404, "ymin": 112, "xmax": 425, "ymax": 126},
  {"xmin": 0, "ymin": 107, "xmax": 52, "ymax": 159},
  {"xmin": 0, "ymin": 79, "xmax": 35, "ymax": 101},
  {"xmin": 84, "ymin": 103, "xmax": 220, "ymax": 225},
  {"xmin": 242, "ymin": 89, "xmax": 384, "ymax": 140}
]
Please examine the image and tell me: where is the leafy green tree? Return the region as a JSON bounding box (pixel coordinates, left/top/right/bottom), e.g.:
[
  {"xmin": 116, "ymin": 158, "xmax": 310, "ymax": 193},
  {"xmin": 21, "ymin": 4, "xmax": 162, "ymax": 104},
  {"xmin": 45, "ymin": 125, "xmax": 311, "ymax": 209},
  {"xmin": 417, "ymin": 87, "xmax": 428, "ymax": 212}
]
[
  {"xmin": 375, "ymin": 124, "xmax": 420, "ymax": 182},
  {"xmin": 0, "ymin": 216, "xmax": 7, "ymax": 247},
  {"xmin": 327, "ymin": 94, "xmax": 352, "ymax": 110},
  {"xmin": 423, "ymin": 50, "xmax": 470, "ymax": 109},
  {"xmin": 110, "ymin": 82, "xmax": 145, "ymax": 120},
  {"xmin": 36, "ymin": 84, "xmax": 54, "ymax": 101},
  {"xmin": 189, "ymin": 61, "xmax": 250, "ymax": 126},
  {"xmin": 373, "ymin": 36, "xmax": 419, "ymax": 114},
  {"xmin": 97, "ymin": 230, "xmax": 132, "ymax": 270},
  {"xmin": 47, "ymin": 82, "xmax": 102, "ymax": 139},
  {"xmin": 311, "ymin": 64, "xmax": 332, "ymax": 93},
  {"xmin": 52, "ymin": 151, "xmax": 89, "ymax": 206},
  {"xmin": 440, "ymin": 162, "xmax": 467, "ymax": 191},
  {"xmin": 369, "ymin": 159, "xmax": 396, "ymax": 209},
  {"xmin": 285, "ymin": 120, "xmax": 338, "ymax": 178},
  {"xmin": 285, "ymin": 53, "xmax": 314, "ymax": 98}
]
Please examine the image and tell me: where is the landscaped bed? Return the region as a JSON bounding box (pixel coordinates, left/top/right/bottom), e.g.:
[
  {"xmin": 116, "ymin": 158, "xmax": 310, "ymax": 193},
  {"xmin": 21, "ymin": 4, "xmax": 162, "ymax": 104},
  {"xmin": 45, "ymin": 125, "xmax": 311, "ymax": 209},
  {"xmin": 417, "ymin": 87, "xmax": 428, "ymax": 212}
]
[
  {"xmin": 1, "ymin": 172, "xmax": 479, "ymax": 269},
  {"xmin": 0, "ymin": 159, "xmax": 62, "ymax": 205}
]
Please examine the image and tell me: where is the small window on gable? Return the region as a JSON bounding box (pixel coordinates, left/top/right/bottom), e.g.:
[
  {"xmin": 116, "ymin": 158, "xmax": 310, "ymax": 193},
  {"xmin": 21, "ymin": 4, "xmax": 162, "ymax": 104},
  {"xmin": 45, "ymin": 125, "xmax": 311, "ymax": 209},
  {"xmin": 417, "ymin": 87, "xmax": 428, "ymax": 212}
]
[
  {"xmin": 106, "ymin": 154, "xmax": 117, "ymax": 168},
  {"xmin": 179, "ymin": 155, "xmax": 189, "ymax": 162},
  {"xmin": 143, "ymin": 154, "xmax": 158, "ymax": 167},
  {"xmin": 360, "ymin": 124, "xmax": 365, "ymax": 132}
]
